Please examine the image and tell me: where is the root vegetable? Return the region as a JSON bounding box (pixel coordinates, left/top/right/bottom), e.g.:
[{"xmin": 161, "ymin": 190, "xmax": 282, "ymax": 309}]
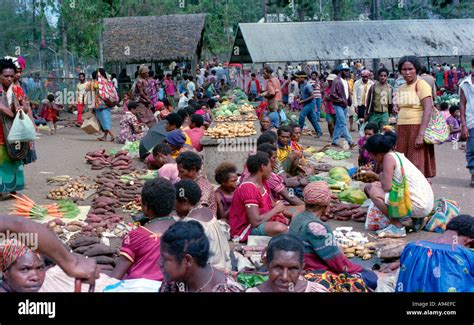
[
  {"xmin": 82, "ymin": 225, "xmax": 94, "ymax": 232},
  {"xmin": 53, "ymin": 226, "xmax": 63, "ymax": 234},
  {"xmin": 69, "ymin": 236, "xmax": 100, "ymax": 249},
  {"xmin": 92, "ymin": 256, "xmax": 115, "ymax": 265},
  {"xmin": 73, "ymin": 245, "xmax": 92, "ymax": 254},
  {"xmin": 52, "ymin": 218, "xmax": 65, "ymax": 226},
  {"xmin": 65, "ymin": 225, "xmax": 82, "ymax": 232},
  {"xmin": 345, "ymin": 253, "xmax": 355, "ymax": 258},
  {"xmin": 97, "ymin": 264, "xmax": 114, "ymax": 271},
  {"xmin": 83, "ymin": 244, "xmax": 117, "ymax": 257}
]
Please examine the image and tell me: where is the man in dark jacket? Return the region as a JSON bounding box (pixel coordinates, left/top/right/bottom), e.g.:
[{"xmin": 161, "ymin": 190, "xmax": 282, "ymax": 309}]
[{"xmin": 330, "ymin": 63, "xmax": 356, "ymax": 148}]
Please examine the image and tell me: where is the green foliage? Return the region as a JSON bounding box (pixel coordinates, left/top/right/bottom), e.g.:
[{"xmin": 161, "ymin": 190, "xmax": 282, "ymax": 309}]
[{"xmin": 1, "ymin": 0, "xmax": 473, "ymax": 61}]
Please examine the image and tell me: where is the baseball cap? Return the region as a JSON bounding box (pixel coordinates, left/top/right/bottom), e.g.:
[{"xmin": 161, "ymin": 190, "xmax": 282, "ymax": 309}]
[
  {"xmin": 326, "ymin": 74, "xmax": 337, "ymax": 81},
  {"xmin": 294, "ymin": 71, "xmax": 307, "ymax": 77},
  {"xmin": 338, "ymin": 63, "xmax": 350, "ymax": 71}
]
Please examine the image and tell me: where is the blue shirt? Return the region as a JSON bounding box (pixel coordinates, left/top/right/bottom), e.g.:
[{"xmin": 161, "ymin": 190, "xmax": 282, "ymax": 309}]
[
  {"xmin": 267, "ymin": 111, "xmax": 280, "ymax": 128},
  {"xmin": 300, "ymin": 81, "xmax": 314, "ymax": 102}
]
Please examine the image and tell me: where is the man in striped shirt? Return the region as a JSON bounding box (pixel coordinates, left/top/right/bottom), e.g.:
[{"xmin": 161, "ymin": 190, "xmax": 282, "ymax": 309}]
[{"xmin": 309, "ymin": 72, "xmax": 323, "ymax": 121}]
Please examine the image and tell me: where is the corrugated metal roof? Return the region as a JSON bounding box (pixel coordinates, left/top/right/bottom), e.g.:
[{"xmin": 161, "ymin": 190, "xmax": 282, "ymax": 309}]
[
  {"xmin": 103, "ymin": 14, "xmax": 206, "ymax": 63},
  {"xmin": 230, "ymin": 19, "xmax": 474, "ymax": 63}
]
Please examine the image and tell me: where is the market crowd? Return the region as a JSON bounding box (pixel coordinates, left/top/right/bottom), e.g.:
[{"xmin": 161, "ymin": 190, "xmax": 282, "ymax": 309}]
[{"xmin": 0, "ymin": 54, "xmax": 473, "ymax": 293}]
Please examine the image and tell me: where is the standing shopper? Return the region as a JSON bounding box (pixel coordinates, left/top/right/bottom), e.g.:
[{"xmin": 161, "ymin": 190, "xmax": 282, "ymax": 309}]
[
  {"xmin": 365, "ymin": 67, "xmax": 393, "ymax": 131},
  {"xmin": 394, "ymin": 56, "xmax": 435, "ymax": 179},
  {"xmin": 352, "ymin": 70, "xmax": 374, "ymax": 129},
  {"xmin": 459, "ymin": 59, "xmax": 474, "ymax": 187},
  {"xmin": 330, "ymin": 63, "xmax": 356, "ymax": 148},
  {"xmin": 75, "ymin": 72, "xmax": 87, "ymax": 126},
  {"xmin": 309, "ymin": 72, "xmax": 323, "ymax": 121},
  {"xmin": 296, "ymin": 71, "xmax": 322, "ymax": 138}
]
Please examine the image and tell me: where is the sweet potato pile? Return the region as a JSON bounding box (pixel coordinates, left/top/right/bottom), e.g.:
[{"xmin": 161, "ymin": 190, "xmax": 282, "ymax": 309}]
[
  {"xmin": 84, "ymin": 196, "xmax": 124, "ymax": 234},
  {"xmin": 68, "ymin": 235, "xmax": 119, "ymax": 271},
  {"xmin": 95, "ymin": 170, "xmax": 143, "ymax": 205},
  {"xmin": 85, "ymin": 149, "xmax": 135, "ymax": 171},
  {"xmin": 320, "ymin": 198, "xmax": 367, "ymax": 222}
]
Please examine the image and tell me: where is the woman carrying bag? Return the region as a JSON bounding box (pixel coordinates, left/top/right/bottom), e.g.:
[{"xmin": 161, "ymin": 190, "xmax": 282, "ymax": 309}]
[{"xmin": 0, "ymin": 58, "xmax": 31, "ymax": 200}]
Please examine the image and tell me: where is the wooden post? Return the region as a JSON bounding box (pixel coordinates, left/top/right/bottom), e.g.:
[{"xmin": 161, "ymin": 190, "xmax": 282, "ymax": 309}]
[
  {"xmin": 427, "ymin": 57, "xmax": 430, "ymax": 72},
  {"xmin": 391, "ymin": 58, "xmax": 395, "ymax": 73}
]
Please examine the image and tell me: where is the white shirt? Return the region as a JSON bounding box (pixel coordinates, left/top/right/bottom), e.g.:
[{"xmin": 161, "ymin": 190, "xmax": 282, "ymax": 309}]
[
  {"xmin": 187, "ymin": 81, "xmax": 196, "ymax": 98},
  {"xmin": 341, "ymin": 78, "xmax": 349, "ymax": 100},
  {"xmin": 352, "ymin": 78, "xmax": 374, "ymax": 107},
  {"xmin": 460, "ymin": 75, "xmax": 474, "ymax": 129},
  {"xmin": 178, "ymin": 95, "xmax": 189, "ymax": 110}
]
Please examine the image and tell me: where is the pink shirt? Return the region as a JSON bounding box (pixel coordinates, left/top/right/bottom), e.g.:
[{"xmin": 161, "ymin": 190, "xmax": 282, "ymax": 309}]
[
  {"xmin": 184, "ymin": 127, "xmax": 205, "ymax": 151},
  {"xmin": 164, "ymin": 79, "xmax": 175, "ymax": 96},
  {"xmin": 120, "ymin": 226, "xmax": 164, "ymax": 281}
]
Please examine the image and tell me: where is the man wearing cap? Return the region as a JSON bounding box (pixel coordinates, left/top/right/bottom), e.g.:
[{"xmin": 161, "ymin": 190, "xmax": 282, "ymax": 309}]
[
  {"xmin": 352, "ymin": 70, "xmax": 374, "ymax": 130},
  {"xmin": 329, "ymin": 63, "xmax": 356, "ymax": 148},
  {"xmin": 296, "ymin": 71, "xmax": 323, "ymax": 138}
]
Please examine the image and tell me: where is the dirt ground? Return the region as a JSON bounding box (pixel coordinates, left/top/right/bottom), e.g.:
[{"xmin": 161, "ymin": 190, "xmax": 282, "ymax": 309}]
[{"xmin": 1, "ymin": 111, "xmax": 471, "ymax": 257}]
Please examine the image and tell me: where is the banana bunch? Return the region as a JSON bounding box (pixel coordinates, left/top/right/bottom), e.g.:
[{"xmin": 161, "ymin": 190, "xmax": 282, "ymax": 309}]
[{"xmin": 340, "ymin": 241, "xmax": 376, "ymax": 260}]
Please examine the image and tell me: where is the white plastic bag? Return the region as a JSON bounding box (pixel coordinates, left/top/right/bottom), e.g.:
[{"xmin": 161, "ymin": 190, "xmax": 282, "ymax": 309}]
[
  {"xmin": 7, "ymin": 109, "xmax": 36, "ymax": 143},
  {"xmin": 103, "ymin": 278, "xmax": 162, "ymax": 292},
  {"xmin": 365, "ymin": 201, "xmax": 390, "ymax": 231}
]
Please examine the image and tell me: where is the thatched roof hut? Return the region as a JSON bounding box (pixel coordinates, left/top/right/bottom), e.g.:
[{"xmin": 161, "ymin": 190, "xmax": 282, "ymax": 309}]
[{"xmin": 103, "ymin": 13, "xmax": 206, "ymax": 64}]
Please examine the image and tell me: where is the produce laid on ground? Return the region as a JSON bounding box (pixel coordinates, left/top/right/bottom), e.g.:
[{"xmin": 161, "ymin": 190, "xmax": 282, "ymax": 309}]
[
  {"xmin": 85, "ymin": 149, "xmax": 135, "ymax": 171},
  {"xmin": 329, "ymin": 167, "xmax": 352, "ymax": 184},
  {"xmin": 84, "ymin": 195, "xmax": 124, "ymax": 236},
  {"xmin": 121, "ymin": 140, "xmax": 140, "ymax": 158},
  {"xmin": 334, "ymin": 227, "xmax": 375, "ymax": 260},
  {"xmin": 122, "ymin": 198, "xmax": 141, "ymax": 213},
  {"xmin": 338, "ymin": 187, "xmax": 368, "ymax": 205},
  {"xmin": 95, "ymin": 170, "xmax": 143, "ymax": 205},
  {"xmin": 328, "ymin": 202, "xmax": 367, "ymax": 222},
  {"xmin": 434, "ymin": 92, "xmax": 459, "ymax": 106},
  {"xmin": 351, "ymin": 168, "xmax": 379, "ymax": 183},
  {"xmin": 46, "ymin": 175, "xmax": 72, "ymax": 185},
  {"xmin": 205, "ymin": 121, "xmax": 257, "ymax": 138},
  {"xmin": 10, "ymin": 194, "xmax": 81, "ymax": 220},
  {"xmin": 325, "ymin": 149, "xmax": 352, "ymax": 160},
  {"xmin": 67, "ymin": 234, "xmax": 119, "ymax": 271},
  {"xmin": 47, "ymin": 177, "xmax": 96, "ymax": 201}
]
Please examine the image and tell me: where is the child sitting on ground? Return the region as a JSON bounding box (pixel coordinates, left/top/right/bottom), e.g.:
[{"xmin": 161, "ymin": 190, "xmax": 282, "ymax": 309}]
[
  {"xmin": 214, "ymin": 162, "xmax": 238, "ymax": 221},
  {"xmin": 357, "ymin": 123, "xmax": 379, "ymax": 168},
  {"xmin": 110, "ymin": 177, "xmax": 176, "ymax": 281},
  {"xmin": 31, "ymin": 101, "xmax": 47, "ymax": 126},
  {"xmin": 446, "ymin": 105, "xmax": 461, "ymax": 142}
]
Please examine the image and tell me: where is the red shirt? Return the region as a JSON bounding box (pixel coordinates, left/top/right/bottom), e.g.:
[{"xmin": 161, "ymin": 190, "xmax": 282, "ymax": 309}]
[
  {"xmin": 229, "ymin": 181, "xmax": 273, "ymax": 242},
  {"xmin": 120, "ymin": 226, "xmax": 165, "ymax": 281}
]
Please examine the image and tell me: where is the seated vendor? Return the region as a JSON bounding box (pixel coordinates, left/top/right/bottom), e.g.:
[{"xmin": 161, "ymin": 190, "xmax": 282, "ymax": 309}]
[
  {"xmin": 165, "ymin": 129, "xmax": 194, "ymax": 159},
  {"xmin": 364, "ymin": 132, "xmax": 434, "ymax": 238},
  {"xmin": 184, "ymin": 114, "xmax": 205, "ymax": 152},
  {"xmin": 111, "ymin": 178, "xmax": 176, "ymax": 281},
  {"xmin": 214, "ymin": 162, "xmax": 238, "ymax": 221},
  {"xmin": 240, "ymin": 143, "xmax": 304, "ymax": 206},
  {"xmin": 260, "ymin": 116, "xmax": 273, "ymax": 133},
  {"xmin": 229, "ymin": 152, "xmax": 289, "ymax": 242},
  {"xmin": 277, "ymin": 125, "xmax": 302, "ymax": 175},
  {"xmin": 174, "ymin": 180, "xmax": 231, "ymax": 271},
  {"xmin": 289, "ymin": 181, "xmax": 378, "ymax": 291},
  {"xmin": 0, "ymin": 240, "xmax": 46, "ymax": 292},
  {"xmin": 357, "ymin": 122, "xmax": 378, "ymax": 168},
  {"xmin": 246, "ymin": 234, "xmax": 328, "ymax": 292},
  {"xmin": 116, "ymin": 100, "xmax": 145, "ymax": 144},
  {"xmin": 176, "ymin": 151, "xmax": 216, "ymax": 214},
  {"xmin": 159, "ymin": 221, "xmax": 244, "ymax": 292},
  {"xmin": 379, "ymin": 215, "xmax": 474, "ymax": 292}
]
